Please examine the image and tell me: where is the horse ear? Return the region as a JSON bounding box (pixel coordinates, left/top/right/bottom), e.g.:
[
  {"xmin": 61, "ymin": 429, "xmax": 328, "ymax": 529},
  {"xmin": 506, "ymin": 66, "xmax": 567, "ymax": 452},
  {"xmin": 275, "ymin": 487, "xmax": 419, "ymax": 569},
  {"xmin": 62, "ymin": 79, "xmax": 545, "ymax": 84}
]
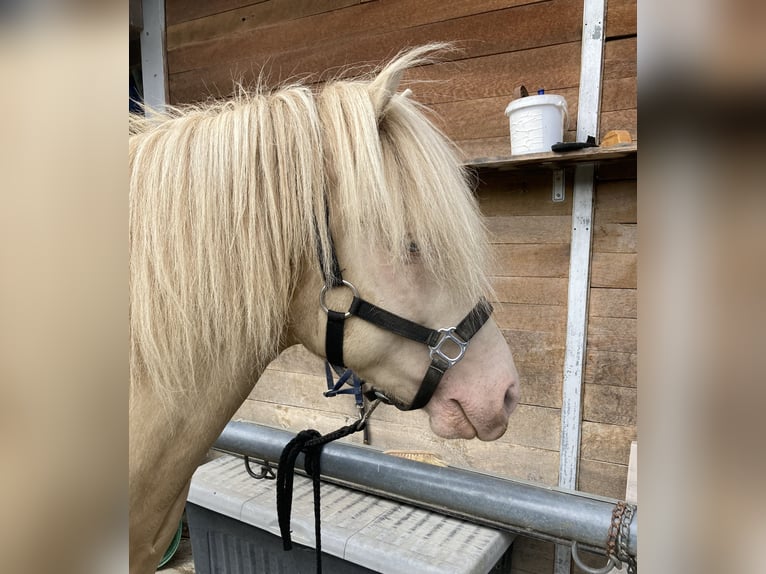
[
  {"xmin": 369, "ymin": 44, "xmax": 450, "ymax": 121},
  {"xmin": 369, "ymin": 67, "xmax": 405, "ymax": 122}
]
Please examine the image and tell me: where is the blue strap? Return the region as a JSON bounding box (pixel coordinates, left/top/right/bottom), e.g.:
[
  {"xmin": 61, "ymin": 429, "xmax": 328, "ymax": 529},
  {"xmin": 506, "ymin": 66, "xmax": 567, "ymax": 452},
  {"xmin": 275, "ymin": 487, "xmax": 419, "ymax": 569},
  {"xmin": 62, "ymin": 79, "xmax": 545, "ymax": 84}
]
[{"xmin": 323, "ymin": 361, "xmax": 364, "ymax": 408}]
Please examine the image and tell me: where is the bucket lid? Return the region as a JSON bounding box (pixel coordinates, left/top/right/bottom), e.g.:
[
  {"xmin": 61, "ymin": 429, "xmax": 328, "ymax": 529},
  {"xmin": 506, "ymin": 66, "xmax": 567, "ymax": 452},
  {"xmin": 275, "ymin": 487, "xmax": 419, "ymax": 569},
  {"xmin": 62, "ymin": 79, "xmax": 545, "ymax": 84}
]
[{"xmin": 505, "ymin": 94, "xmax": 567, "ymax": 116}]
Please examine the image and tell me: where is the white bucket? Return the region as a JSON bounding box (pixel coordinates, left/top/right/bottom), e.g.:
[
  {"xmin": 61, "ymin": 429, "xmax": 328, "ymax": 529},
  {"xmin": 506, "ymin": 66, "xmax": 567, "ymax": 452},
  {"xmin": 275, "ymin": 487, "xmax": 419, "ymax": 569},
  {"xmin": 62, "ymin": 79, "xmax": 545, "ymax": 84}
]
[{"xmin": 504, "ymin": 94, "xmax": 568, "ymax": 155}]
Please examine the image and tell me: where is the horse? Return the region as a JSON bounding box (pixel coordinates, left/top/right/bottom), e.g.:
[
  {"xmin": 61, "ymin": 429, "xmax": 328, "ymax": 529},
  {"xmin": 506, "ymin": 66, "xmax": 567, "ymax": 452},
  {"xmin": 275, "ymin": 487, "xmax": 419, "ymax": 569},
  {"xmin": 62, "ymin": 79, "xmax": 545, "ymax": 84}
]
[{"xmin": 129, "ymin": 45, "xmax": 519, "ymax": 573}]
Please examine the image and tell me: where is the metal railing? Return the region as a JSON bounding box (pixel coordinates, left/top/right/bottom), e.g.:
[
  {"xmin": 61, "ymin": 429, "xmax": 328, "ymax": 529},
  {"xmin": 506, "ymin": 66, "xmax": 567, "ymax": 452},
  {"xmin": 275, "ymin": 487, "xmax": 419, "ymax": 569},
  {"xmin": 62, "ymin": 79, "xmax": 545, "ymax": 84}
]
[{"xmin": 214, "ymin": 421, "xmax": 637, "ymax": 571}]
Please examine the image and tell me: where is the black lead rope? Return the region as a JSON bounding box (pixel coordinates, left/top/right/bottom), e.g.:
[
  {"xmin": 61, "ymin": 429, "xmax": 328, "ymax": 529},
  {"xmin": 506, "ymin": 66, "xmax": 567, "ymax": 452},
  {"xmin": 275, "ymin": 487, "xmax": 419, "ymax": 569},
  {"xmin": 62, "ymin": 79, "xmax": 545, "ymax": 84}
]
[{"xmin": 275, "ymin": 401, "xmax": 380, "ymax": 573}]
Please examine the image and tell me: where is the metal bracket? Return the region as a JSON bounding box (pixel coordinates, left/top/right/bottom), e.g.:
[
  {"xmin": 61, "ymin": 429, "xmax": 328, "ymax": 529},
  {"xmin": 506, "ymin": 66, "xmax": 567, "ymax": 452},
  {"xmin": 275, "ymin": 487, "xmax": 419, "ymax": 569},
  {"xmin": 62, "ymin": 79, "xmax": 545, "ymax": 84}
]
[
  {"xmin": 552, "ymin": 169, "xmax": 565, "ymax": 202},
  {"xmin": 244, "ymin": 456, "xmax": 275, "ymax": 480}
]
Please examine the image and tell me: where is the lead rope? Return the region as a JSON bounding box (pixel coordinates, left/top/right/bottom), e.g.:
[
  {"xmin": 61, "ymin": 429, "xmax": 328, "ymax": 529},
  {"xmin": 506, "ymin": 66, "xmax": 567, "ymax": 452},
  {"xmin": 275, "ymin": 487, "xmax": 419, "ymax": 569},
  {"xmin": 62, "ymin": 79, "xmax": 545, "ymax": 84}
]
[{"xmin": 276, "ymin": 400, "xmax": 381, "ymax": 573}]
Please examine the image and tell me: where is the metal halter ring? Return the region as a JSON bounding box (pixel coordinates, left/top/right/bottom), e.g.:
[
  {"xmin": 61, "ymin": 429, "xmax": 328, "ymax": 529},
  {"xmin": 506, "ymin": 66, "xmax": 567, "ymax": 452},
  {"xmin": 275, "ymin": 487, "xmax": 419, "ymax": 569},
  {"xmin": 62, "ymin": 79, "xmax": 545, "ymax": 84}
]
[
  {"xmin": 429, "ymin": 327, "xmax": 469, "ymax": 368},
  {"xmin": 320, "ymin": 280, "xmax": 360, "ymax": 318}
]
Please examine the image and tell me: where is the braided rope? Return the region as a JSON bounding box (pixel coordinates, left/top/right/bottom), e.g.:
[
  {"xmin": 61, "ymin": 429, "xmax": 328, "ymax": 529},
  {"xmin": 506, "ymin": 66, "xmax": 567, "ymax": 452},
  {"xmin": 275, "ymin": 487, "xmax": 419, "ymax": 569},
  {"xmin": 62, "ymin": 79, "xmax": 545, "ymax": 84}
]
[{"xmin": 275, "ymin": 401, "xmax": 380, "ymax": 573}]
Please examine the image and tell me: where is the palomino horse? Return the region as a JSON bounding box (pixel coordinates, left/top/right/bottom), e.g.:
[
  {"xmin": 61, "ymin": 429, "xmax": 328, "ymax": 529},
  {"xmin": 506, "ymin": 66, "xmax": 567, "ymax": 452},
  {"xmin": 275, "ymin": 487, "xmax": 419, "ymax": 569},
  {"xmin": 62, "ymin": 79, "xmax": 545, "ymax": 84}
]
[{"xmin": 129, "ymin": 45, "xmax": 519, "ymax": 573}]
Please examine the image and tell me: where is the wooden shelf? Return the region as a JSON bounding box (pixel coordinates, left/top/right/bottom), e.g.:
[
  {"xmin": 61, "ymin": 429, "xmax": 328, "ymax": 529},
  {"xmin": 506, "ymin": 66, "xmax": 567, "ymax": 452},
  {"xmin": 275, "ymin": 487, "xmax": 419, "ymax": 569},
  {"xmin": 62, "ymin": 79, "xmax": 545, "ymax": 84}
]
[{"xmin": 464, "ymin": 142, "xmax": 637, "ymax": 170}]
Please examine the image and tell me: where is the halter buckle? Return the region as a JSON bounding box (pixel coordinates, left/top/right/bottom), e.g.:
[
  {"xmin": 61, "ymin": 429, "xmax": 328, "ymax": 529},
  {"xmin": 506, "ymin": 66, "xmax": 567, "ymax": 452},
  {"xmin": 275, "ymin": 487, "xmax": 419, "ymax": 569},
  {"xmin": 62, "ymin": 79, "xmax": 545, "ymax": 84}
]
[{"xmin": 429, "ymin": 328, "xmax": 469, "ymax": 369}]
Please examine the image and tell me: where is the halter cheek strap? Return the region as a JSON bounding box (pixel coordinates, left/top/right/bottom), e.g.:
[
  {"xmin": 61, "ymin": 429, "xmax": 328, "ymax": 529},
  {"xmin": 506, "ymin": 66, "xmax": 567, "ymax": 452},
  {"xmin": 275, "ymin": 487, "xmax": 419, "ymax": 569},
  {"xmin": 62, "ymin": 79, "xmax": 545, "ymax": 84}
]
[{"xmin": 320, "ymin": 280, "xmax": 493, "ymax": 411}]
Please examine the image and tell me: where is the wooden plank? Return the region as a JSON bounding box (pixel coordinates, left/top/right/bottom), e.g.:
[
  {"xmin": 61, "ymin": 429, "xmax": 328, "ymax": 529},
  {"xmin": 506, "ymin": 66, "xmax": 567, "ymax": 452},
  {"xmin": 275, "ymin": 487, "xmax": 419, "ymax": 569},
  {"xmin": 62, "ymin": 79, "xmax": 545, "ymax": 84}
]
[
  {"xmin": 506, "ymin": 405, "xmax": 561, "ymax": 451},
  {"xmin": 404, "ymin": 42, "xmax": 583, "ymax": 105},
  {"xmin": 580, "ymin": 421, "xmax": 636, "ymax": 465},
  {"xmin": 254, "ymin": 359, "xmax": 565, "ymax": 452},
  {"xmin": 601, "ymin": 75, "xmax": 636, "ymax": 112},
  {"xmin": 486, "ymin": 215, "xmax": 573, "ymax": 244},
  {"xmin": 586, "ymin": 316, "xmax": 636, "ymax": 353},
  {"xmin": 363, "ymin": 402, "xmax": 563, "ymax": 464},
  {"xmin": 583, "ymin": 384, "xmax": 636, "ymax": 425},
  {"xmin": 252, "ymin": 368, "xmax": 563, "ymax": 453},
  {"xmin": 477, "ymin": 173, "xmax": 574, "ymax": 216},
  {"xmin": 590, "ymin": 252, "xmax": 636, "ymax": 288},
  {"xmin": 494, "ymin": 303, "xmax": 567, "ymax": 334},
  {"xmin": 600, "ymin": 109, "xmax": 637, "ymax": 141},
  {"xmin": 250, "ymin": 369, "xmax": 348, "ymax": 412},
  {"xmin": 130, "ymin": 0, "xmax": 142, "ymax": 35},
  {"xmin": 588, "ymin": 288, "xmax": 636, "ymax": 318},
  {"xmin": 509, "ymin": 367, "xmax": 565, "ymax": 408},
  {"xmin": 594, "ymin": 180, "xmax": 636, "ymax": 223},
  {"xmin": 169, "ymin": 0, "xmax": 547, "ymax": 51},
  {"xmin": 511, "ymin": 537, "xmax": 555, "ymax": 574},
  {"xmin": 169, "ymin": 39, "xmax": 583, "ymax": 105},
  {"xmin": 514, "ymin": 372, "xmax": 562, "ymax": 409},
  {"xmin": 490, "ymin": 244, "xmax": 571, "ymax": 277},
  {"xmin": 596, "ymin": 158, "xmax": 636, "ymax": 181},
  {"xmin": 433, "ymin": 76, "xmax": 633, "ymax": 147},
  {"xmin": 266, "ymin": 344, "xmax": 324, "ymax": 376},
  {"xmin": 515, "ymin": 356, "xmax": 566, "ymax": 380},
  {"xmin": 458, "ymin": 136, "xmax": 518, "ymax": 164},
  {"xmin": 577, "ymin": 458, "xmax": 628, "ymax": 500},
  {"xmin": 602, "ymin": 37, "xmax": 636, "ymax": 81},
  {"xmin": 167, "ymin": 0, "xmax": 362, "ymax": 49},
  {"xmin": 179, "ymin": 0, "xmax": 582, "ymax": 76},
  {"xmin": 605, "ymin": 0, "xmax": 637, "ymax": 39},
  {"xmin": 234, "ymin": 398, "xmax": 367, "ymax": 443},
  {"xmin": 235, "ymin": 399, "xmax": 561, "ymax": 485},
  {"xmin": 428, "ymin": 86, "xmax": 579, "ymax": 143},
  {"xmin": 466, "ymin": 141, "xmax": 636, "ymax": 171},
  {"xmin": 166, "ymin": 0, "xmax": 268, "ymax": 26},
  {"xmin": 592, "ymin": 222, "xmax": 637, "ymax": 253},
  {"xmin": 504, "ymin": 330, "xmax": 566, "ymax": 364},
  {"xmin": 583, "ymin": 350, "xmax": 636, "ymax": 387},
  {"xmin": 490, "ymin": 277, "xmax": 569, "ymax": 306},
  {"xmin": 167, "ymin": 0, "xmax": 575, "ymax": 74}
]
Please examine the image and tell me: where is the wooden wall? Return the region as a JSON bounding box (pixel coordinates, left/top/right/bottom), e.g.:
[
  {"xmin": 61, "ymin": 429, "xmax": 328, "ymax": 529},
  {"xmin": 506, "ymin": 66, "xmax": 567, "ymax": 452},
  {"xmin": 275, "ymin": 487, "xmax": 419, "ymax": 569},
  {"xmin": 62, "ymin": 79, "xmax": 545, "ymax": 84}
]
[
  {"xmin": 164, "ymin": 1, "xmax": 637, "ymax": 572},
  {"xmin": 232, "ymin": 164, "xmax": 637, "ymax": 574},
  {"xmin": 165, "ymin": 0, "xmax": 636, "ymax": 163}
]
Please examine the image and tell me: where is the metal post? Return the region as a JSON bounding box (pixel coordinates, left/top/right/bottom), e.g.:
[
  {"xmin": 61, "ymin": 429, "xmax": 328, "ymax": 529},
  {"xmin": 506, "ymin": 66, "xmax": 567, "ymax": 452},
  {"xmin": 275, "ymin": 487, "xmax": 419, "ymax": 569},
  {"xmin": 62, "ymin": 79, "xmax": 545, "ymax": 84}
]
[
  {"xmin": 556, "ymin": 0, "xmax": 607, "ymax": 569},
  {"xmin": 140, "ymin": 0, "xmax": 168, "ymax": 113},
  {"xmin": 213, "ymin": 421, "xmax": 637, "ymax": 560}
]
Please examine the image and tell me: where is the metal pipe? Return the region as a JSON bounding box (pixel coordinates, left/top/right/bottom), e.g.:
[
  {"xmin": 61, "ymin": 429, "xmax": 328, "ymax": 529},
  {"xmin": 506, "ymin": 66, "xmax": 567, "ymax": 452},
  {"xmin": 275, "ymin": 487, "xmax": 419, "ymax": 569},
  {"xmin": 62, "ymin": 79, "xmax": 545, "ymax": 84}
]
[{"xmin": 214, "ymin": 421, "xmax": 637, "ymax": 559}]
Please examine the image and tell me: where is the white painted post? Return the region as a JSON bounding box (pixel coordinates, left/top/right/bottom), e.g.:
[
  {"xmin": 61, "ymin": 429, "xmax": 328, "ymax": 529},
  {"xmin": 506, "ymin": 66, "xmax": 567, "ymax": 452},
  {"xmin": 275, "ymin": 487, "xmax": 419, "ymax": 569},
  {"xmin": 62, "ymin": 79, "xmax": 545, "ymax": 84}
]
[
  {"xmin": 140, "ymin": 0, "xmax": 168, "ymax": 114},
  {"xmin": 554, "ymin": 0, "xmax": 606, "ymax": 572},
  {"xmin": 575, "ymin": 0, "xmax": 607, "ymax": 144},
  {"xmin": 554, "ymin": 164, "xmax": 596, "ymax": 574}
]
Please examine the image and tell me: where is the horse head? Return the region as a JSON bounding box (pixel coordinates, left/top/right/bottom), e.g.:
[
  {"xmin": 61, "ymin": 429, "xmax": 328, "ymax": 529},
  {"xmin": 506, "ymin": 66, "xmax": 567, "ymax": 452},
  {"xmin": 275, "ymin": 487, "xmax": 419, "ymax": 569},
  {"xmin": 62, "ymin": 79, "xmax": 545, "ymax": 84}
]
[{"xmin": 288, "ymin": 46, "xmax": 519, "ymax": 441}]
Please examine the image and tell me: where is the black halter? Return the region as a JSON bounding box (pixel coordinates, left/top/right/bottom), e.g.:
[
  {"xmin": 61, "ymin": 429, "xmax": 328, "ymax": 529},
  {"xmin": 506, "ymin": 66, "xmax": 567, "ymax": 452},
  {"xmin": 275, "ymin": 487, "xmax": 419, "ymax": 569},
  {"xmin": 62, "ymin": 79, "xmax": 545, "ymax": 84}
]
[{"xmin": 319, "ymin": 242, "xmax": 493, "ymax": 411}]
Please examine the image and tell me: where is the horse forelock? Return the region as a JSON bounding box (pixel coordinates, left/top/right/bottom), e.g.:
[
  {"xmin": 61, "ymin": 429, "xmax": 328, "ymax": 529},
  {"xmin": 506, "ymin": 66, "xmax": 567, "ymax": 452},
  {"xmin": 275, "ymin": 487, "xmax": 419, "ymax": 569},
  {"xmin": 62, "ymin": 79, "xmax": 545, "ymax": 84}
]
[
  {"xmin": 129, "ymin": 45, "xmax": 490, "ymax": 404},
  {"xmin": 318, "ymin": 75, "xmax": 490, "ymax": 303}
]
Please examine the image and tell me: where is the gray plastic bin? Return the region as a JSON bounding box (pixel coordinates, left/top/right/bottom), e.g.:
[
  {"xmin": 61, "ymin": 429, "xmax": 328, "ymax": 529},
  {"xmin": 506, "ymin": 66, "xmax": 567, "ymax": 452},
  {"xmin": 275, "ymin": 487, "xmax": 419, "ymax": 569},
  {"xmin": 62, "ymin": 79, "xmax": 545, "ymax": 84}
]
[{"xmin": 186, "ymin": 453, "xmax": 514, "ymax": 573}]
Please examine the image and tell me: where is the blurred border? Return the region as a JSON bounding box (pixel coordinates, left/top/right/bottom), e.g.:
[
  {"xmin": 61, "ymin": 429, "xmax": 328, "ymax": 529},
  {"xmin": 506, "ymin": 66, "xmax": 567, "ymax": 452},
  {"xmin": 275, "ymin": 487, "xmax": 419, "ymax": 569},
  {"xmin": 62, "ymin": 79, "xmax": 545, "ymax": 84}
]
[
  {"xmin": 1, "ymin": 1, "xmax": 765, "ymax": 573},
  {"xmin": 640, "ymin": 1, "xmax": 766, "ymax": 573},
  {"xmin": 0, "ymin": 3, "xmax": 128, "ymax": 574}
]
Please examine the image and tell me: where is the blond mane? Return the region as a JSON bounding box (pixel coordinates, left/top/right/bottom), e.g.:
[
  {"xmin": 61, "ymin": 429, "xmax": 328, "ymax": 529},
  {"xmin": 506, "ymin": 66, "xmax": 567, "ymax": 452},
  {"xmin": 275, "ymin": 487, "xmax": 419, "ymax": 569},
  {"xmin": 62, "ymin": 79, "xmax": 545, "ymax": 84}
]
[{"xmin": 129, "ymin": 45, "xmax": 490, "ymax": 404}]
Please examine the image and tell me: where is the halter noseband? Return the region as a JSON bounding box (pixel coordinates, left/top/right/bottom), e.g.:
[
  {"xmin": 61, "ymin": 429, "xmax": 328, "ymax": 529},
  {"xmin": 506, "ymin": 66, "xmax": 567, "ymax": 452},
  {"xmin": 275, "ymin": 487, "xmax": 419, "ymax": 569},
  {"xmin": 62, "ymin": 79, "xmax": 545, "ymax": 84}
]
[{"xmin": 319, "ymin": 272, "xmax": 493, "ymax": 411}]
